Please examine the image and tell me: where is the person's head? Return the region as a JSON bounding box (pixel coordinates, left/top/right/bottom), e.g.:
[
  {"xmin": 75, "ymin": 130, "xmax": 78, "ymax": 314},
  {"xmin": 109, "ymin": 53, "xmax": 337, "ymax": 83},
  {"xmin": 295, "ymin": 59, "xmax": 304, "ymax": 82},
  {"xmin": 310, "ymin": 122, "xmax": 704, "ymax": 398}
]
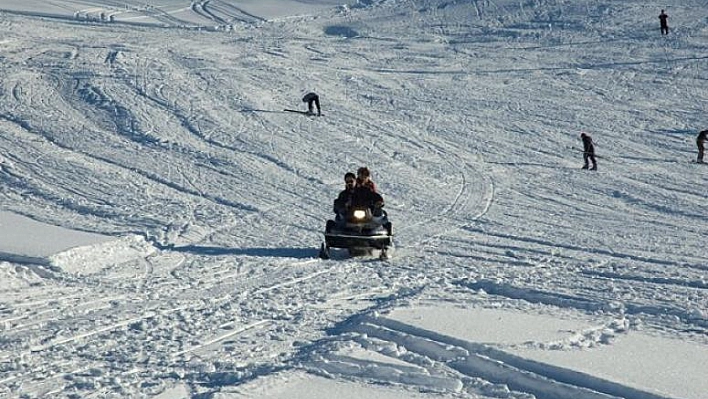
[
  {"xmin": 344, "ymin": 172, "xmax": 356, "ymax": 189},
  {"xmin": 357, "ymin": 166, "xmax": 371, "ymax": 181},
  {"xmin": 580, "ymin": 132, "xmax": 587, "ymax": 138}
]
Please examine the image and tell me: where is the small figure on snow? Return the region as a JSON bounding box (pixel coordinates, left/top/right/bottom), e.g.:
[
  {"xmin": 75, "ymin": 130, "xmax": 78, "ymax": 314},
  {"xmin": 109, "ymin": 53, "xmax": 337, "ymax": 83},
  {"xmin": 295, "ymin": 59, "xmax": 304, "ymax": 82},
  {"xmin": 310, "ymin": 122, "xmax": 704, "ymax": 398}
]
[
  {"xmin": 302, "ymin": 92, "xmax": 321, "ymax": 116},
  {"xmin": 659, "ymin": 10, "xmax": 669, "ymax": 35},
  {"xmin": 697, "ymin": 130, "xmax": 708, "ymax": 163},
  {"xmin": 580, "ymin": 132, "xmax": 597, "ymax": 171},
  {"xmin": 356, "ymin": 166, "xmax": 377, "ymax": 193}
]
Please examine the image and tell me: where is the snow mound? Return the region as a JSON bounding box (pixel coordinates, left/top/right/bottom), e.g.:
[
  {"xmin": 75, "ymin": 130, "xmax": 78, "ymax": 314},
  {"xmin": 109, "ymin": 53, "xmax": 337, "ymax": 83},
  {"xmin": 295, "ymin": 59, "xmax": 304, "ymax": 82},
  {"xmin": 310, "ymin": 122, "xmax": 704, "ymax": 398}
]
[{"xmin": 49, "ymin": 235, "xmax": 157, "ymax": 276}]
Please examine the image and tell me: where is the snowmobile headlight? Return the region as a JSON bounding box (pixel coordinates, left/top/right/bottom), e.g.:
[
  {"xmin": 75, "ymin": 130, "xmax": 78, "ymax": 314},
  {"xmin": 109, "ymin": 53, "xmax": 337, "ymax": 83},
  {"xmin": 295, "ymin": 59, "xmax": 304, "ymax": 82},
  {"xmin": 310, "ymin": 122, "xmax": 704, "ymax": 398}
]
[{"xmin": 353, "ymin": 209, "xmax": 367, "ymax": 220}]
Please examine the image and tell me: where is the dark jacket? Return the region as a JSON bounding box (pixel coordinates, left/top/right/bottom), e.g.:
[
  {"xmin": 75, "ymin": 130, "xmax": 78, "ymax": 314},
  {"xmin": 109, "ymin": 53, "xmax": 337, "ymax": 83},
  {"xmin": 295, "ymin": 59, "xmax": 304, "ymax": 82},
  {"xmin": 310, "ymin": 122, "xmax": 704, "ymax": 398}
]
[
  {"xmin": 333, "ymin": 188, "xmax": 354, "ymax": 214},
  {"xmin": 350, "ymin": 186, "xmax": 383, "ymax": 209},
  {"xmin": 698, "ymin": 130, "xmax": 708, "ymax": 145},
  {"xmin": 302, "ymin": 92, "xmax": 319, "ymax": 102},
  {"xmin": 581, "ymin": 133, "xmax": 595, "ymax": 154}
]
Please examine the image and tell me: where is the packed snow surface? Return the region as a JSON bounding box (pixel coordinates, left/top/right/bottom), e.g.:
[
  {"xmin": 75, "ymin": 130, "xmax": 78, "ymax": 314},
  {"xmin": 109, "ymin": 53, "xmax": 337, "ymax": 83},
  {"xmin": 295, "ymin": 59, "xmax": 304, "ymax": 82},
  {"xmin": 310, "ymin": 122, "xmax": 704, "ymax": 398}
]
[{"xmin": 0, "ymin": 0, "xmax": 707, "ymax": 398}]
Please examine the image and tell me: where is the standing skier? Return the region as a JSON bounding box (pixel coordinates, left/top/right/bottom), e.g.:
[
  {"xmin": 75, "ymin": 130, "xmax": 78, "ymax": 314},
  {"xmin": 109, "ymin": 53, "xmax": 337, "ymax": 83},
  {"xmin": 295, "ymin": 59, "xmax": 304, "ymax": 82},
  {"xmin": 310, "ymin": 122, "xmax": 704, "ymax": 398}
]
[
  {"xmin": 697, "ymin": 130, "xmax": 708, "ymax": 163},
  {"xmin": 302, "ymin": 92, "xmax": 321, "ymax": 116},
  {"xmin": 580, "ymin": 132, "xmax": 597, "ymax": 171},
  {"xmin": 659, "ymin": 10, "xmax": 669, "ymax": 35}
]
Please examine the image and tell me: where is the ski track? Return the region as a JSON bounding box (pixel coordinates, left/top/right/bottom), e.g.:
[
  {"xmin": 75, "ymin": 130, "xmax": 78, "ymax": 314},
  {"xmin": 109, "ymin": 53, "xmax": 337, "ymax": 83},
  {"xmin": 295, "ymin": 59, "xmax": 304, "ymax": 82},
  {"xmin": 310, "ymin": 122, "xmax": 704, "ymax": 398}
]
[
  {"xmin": 327, "ymin": 314, "xmax": 677, "ymax": 399},
  {"xmin": 1, "ymin": 258, "xmax": 357, "ymax": 394}
]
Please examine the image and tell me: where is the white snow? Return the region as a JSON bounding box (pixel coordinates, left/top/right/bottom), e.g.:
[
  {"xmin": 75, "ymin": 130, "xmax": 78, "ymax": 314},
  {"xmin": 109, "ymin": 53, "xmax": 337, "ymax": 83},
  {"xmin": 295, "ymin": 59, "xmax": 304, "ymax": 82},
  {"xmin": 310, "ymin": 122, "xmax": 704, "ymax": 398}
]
[
  {"xmin": 0, "ymin": 211, "xmax": 111, "ymax": 258},
  {"xmin": 0, "ymin": 0, "xmax": 707, "ymax": 398}
]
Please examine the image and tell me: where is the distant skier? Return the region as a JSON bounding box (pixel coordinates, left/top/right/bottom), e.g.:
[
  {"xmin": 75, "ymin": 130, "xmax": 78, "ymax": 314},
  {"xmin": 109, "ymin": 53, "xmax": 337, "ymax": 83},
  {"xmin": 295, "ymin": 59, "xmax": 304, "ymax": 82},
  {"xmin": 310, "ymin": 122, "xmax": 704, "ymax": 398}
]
[
  {"xmin": 659, "ymin": 10, "xmax": 669, "ymax": 35},
  {"xmin": 302, "ymin": 92, "xmax": 321, "ymax": 116},
  {"xmin": 697, "ymin": 130, "xmax": 708, "ymax": 163},
  {"xmin": 580, "ymin": 132, "xmax": 597, "ymax": 171}
]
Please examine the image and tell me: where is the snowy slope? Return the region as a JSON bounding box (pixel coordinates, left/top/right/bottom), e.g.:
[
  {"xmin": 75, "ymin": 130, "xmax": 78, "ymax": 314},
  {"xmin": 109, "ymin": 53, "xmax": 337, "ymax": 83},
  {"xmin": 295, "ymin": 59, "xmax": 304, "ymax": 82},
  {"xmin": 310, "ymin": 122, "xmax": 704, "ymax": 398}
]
[{"xmin": 0, "ymin": 0, "xmax": 707, "ymax": 398}]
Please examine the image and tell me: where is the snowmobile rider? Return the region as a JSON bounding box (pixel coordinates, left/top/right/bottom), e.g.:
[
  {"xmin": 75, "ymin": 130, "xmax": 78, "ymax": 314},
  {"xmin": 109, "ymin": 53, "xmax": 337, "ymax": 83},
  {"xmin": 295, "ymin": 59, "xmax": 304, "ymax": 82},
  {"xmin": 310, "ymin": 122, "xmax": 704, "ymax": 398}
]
[
  {"xmin": 356, "ymin": 166, "xmax": 377, "ymax": 192},
  {"xmin": 333, "ymin": 171, "xmax": 384, "ymax": 218},
  {"xmin": 350, "ymin": 184, "xmax": 385, "ymax": 217},
  {"xmin": 333, "ymin": 172, "xmax": 357, "ymax": 216},
  {"xmin": 697, "ymin": 130, "xmax": 708, "ymax": 163},
  {"xmin": 580, "ymin": 132, "xmax": 597, "ymax": 171},
  {"xmin": 302, "ymin": 92, "xmax": 321, "ymax": 116},
  {"xmin": 350, "ymin": 179, "xmax": 384, "ymax": 216}
]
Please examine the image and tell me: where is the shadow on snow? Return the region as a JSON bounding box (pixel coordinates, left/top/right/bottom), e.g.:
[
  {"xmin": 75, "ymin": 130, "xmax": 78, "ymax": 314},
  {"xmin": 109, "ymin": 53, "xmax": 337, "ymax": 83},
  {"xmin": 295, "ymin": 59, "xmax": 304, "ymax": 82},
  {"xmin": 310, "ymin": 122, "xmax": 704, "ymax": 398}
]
[{"xmin": 169, "ymin": 244, "xmax": 315, "ymax": 259}]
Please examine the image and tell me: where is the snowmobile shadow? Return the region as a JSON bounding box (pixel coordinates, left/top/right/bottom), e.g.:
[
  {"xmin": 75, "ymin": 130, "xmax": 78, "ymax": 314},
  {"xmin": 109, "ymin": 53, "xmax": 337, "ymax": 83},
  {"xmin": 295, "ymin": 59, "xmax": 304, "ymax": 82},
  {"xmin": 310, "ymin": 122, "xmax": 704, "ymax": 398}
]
[{"xmin": 170, "ymin": 245, "xmax": 315, "ymax": 259}]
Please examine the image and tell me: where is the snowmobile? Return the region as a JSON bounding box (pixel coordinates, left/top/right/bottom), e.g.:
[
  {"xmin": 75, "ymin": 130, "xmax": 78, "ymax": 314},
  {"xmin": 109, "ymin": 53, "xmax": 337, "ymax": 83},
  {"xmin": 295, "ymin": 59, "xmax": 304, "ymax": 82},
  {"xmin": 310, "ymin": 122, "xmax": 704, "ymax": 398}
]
[{"xmin": 319, "ymin": 206, "xmax": 393, "ymax": 260}]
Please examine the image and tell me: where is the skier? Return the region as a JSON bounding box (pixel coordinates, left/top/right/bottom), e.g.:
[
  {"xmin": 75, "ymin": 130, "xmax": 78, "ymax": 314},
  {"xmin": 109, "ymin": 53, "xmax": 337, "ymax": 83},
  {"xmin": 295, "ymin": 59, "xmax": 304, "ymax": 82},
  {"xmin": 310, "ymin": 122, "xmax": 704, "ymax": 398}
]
[
  {"xmin": 356, "ymin": 166, "xmax": 377, "ymax": 193},
  {"xmin": 580, "ymin": 132, "xmax": 597, "ymax": 171},
  {"xmin": 302, "ymin": 92, "xmax": 321, "ymax": 116},
  {"xmin": 659, "ymin": 10, "xmax": 669, "ymax": 35},
  {"xmin": 697, "ymin": 130, "xmax": 708, "ymax": 163}
]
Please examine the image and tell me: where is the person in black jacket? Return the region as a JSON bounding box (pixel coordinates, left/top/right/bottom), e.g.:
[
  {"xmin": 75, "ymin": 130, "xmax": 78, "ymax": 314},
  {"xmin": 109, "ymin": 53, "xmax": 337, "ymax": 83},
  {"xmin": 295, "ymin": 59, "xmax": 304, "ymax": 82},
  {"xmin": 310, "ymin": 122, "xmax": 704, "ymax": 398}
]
[
  {"xmin": 302, "ymin": 92, "xmax": 321, "ymax": 116},
  {"xmin": 697, "ymin": 130, "xmax": 708, "ymax": 163},
  {"xmin": 659, "ymin": 10, "xmax": 669, "ymax": 35},
  {"xmin": 333, "ymin": 172, "xmax": 357, "ymax": 216},
  {"xmin": 349, "ymin": 185, "xmax": 384, "ymax": 216},
  {"xmin": 330, "ymin": 170, "xmax": 385, "ymax": 230},
  {"xmin": 580, "ymin": 132, "xmax": 597, "ymax": 171},
  {"xmin": 333, "ymin": 171, "xmax": 384, "ymax": 214}
]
